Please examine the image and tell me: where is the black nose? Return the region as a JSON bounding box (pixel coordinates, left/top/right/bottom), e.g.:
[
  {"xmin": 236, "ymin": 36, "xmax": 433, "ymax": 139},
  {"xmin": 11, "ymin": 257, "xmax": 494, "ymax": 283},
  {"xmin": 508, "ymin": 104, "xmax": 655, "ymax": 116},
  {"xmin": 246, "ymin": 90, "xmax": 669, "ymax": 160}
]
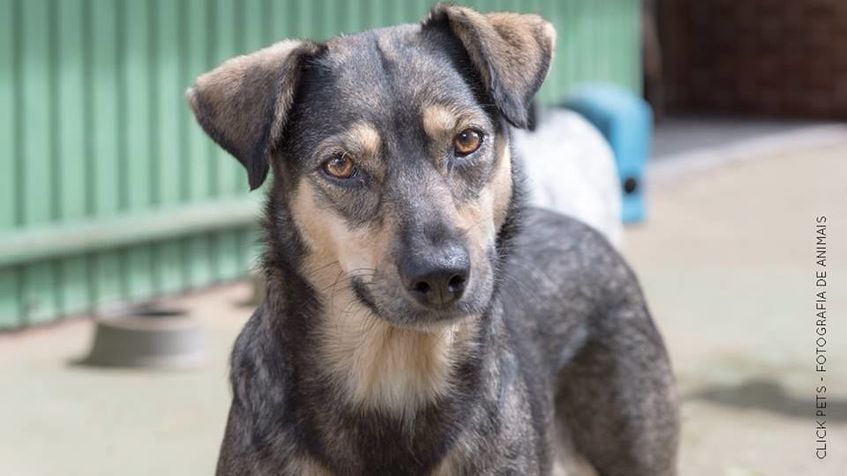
[{"xmin": 399, "ymin": 244, "xmax": 470, "ymax": 309}]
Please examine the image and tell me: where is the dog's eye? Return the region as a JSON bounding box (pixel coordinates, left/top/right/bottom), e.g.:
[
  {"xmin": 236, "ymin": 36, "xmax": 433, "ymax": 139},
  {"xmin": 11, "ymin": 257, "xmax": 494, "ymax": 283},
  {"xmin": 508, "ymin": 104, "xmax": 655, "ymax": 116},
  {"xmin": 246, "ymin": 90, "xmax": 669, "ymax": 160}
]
[
  {"xmin": 453, "ymin": 129, "xmax": 483, "ymax": 156},
  {"xmin": 322, "ymin": 153, "xmax": 357, "ymax": 179}
]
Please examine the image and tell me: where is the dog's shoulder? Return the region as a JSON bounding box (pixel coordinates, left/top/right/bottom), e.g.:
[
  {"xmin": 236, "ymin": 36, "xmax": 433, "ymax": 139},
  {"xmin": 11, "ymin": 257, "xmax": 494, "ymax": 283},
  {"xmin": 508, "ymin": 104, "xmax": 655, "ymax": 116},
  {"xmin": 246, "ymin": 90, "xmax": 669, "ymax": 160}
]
[
  {"xmin": 512, "ymin": 206, "xmax": 636, "ymax": 291},
  {"xmin": 219, "ymin": 304, "xmax": 305, "ymax": 468},
  {"xmin": 228, "ymin": 304, "xmax": 292, "ymax": 416},
  {"xmin": 229, "ymin": 303, "xmax": 269, "ymax": 383},
  {"xmin": 517, "ymin": 206, "xmax": 603, "ymax": 246},
  {"xmin": 503, "ymin": 207, "xmax": 650, "ymax": 365}
]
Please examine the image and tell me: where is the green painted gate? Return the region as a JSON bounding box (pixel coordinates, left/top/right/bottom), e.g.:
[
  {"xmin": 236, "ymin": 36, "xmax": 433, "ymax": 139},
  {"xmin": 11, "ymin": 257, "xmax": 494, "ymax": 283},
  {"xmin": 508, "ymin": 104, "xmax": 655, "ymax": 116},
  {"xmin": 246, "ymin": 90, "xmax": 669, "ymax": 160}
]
[{"xmin": 0, "ymin": 0, "xmax": 640, "ymax": 329}]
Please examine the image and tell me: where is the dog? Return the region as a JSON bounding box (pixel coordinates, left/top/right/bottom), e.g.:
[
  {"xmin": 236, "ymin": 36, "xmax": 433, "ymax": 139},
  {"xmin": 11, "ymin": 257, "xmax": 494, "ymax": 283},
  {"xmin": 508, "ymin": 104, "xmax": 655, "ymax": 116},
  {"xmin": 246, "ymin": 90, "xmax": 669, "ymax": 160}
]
[{"xmin": 187, "ymin": 4, "xmax": 679, "ymax": 475}]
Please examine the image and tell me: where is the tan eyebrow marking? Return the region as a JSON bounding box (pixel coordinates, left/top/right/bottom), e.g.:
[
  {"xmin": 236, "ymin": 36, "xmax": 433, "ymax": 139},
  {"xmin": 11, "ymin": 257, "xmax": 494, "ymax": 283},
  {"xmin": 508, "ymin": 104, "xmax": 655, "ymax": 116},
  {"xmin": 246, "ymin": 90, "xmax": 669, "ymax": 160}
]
[
  {"xmin": 422, "ymin": 104, "xmax": 458, "ymax": 140},
  {"xmin": 346, "ymin": 122, "xmax": 381, "ymax": 156}
]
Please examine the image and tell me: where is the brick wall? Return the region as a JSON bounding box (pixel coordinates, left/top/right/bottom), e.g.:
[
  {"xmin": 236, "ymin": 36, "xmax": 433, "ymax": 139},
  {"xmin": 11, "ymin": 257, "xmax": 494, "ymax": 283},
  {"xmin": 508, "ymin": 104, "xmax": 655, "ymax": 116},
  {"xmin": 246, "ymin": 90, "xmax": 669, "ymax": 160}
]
[{"xmin": 660, "ymin": 0, "xmax": 847, "ymax": 118}]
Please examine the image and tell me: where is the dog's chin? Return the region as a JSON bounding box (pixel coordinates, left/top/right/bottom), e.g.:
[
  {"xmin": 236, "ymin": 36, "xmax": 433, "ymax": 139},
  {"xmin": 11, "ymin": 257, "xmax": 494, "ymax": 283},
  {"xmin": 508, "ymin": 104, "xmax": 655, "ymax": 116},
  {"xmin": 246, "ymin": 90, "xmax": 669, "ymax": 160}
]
[{"xmin": 350, "ymin": 276, "xmax": 490, "ymax": 331}]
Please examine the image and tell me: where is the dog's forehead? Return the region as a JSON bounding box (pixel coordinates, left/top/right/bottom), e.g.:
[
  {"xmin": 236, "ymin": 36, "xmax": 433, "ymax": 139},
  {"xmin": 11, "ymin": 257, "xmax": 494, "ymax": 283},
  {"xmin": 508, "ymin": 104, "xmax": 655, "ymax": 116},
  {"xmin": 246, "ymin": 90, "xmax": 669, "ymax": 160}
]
[
  {"xmin": 325, "ymin": 24, "xmax": 419, "ymax": 60},
  {"xmin": 325, "ymin": 24, "xmax": 442, "ymax": 77},
  {"xmin": 304, "ymin": 24, "xmax": 477, "ymax": 120}
]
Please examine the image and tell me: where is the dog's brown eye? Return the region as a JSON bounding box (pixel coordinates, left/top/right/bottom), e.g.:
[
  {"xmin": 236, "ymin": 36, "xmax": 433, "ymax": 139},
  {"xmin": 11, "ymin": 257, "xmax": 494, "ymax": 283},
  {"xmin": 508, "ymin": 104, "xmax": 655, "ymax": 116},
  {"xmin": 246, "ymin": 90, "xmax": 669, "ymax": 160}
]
[
  {"xmin": 322, "ymin": 153, "xmax": 356, "ymax": 179},
  {"xmin": 453, "ymin": 129, "xmax": 483, "ymax": 156}
]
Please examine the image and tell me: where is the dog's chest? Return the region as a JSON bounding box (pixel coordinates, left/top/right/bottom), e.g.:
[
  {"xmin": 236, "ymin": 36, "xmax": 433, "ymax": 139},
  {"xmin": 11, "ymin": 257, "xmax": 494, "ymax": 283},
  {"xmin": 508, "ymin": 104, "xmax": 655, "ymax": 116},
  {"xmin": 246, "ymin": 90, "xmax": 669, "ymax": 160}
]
[{"xmin": 300, "ymin": 365, "xmax": 545, "ymax": 475}]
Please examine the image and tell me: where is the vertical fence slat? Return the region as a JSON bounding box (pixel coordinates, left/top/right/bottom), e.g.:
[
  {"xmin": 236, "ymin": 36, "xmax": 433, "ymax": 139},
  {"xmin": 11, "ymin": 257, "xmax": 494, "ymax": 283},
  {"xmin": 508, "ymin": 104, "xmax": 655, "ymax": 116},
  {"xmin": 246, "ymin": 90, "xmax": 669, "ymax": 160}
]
[
  {"xmin": 268, "ymin": 0, "xmax": 289, "ymax": 39},
  {"xmin": 153, "ymin": 0, "xmax": 188, "ymax": 294},
  {"xmin": 400, "ymin": 0, "xmax": 417, "ymax": 23},
  {"xmin": 21, "ymin": 0, "xmax": 52, "ymax": 226},
  {"xmin": 579, "ymin": 0, "xmax": 591, "ymax": 87},
  {"xmin": 0, "ymin": 0, "xmax": 16, "ymax": 232},
  {"xmin": 626, "ymin": 0, "xmax": 641, "ymax": 93},
  {"xmin": 566, "ymin": 0, "xmax": 580, "ymax": 87},
  {"xmin": 123, "ymin": 0, "xmax": 156, "ymax": 302},
  {"xmin": 115, "ymin": 0, "xmax": 128, "ymax": 211},
  {"xmin": 298, "ymin": 0, "xmax": 314, "ymax": 38},
  {"xmin": 57, "ymin": 0, "xmax": 87, "ymax": 222},
  {"xmin": 622, "ymin": 0, "xmax": 636, "ymax": 91},
  {"xmin": 0, "ymin": 0, "xmax": 19, "ymax": 327},
  {"xmin": 243, "ymin": 2, "xmax": 264, "ymax": 70},
  {"xmin": 125, "ymin": 0, "xmax": 153, "ymax": 210},
  {"xmin": 242, "ymin": 2, "xmax": 265, "ymax": 61},
  {"xmin": 343, "ymin": 0, "xmax": 360, "ymax": 34},
  {"xmin": 598, "ymin": 0, "xmax": 610, "ymax": 82},
  {"xmin": 177, "ymin": 0, "xmax": 191, "ymax": 205},
  {"xmin": 0, "ymin": 0, "xmax": 17, "ymax": 334},
  {"xmin": 91, "ymin": 0, "xmax": 120, "ymax": 218},
  {"xmin": 55, "ymin": 0, "xmax": 90, "ymax": 318},
  {"xmin": 356, "ymin": 0, "xmax": 371, "ymax": 30},
  {"xmin": 89, "ymin": 0, "xmax": 124, "ymax": 307},
  {"xmin": 312, "ymin": 0, "xmax": 328, "ymax": 40},
  {"xmin": 576, "ymin": 0, "xmax": 590, "ymax": 87},
  {"xmin": 18, "ymin": 0, "xmax": 59, "ymax": 324}
]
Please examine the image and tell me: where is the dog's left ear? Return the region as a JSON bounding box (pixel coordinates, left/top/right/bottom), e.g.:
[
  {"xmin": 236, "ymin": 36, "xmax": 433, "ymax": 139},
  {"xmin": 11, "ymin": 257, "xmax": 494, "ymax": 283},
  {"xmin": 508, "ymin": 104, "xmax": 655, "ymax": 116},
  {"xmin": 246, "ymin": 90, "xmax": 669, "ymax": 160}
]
[
  {"xmin": 186, "ymin": 40, "xmax": 319, "ymax": 190},
  {"xmin": 423, "ymin": 4, "xmax": 556, "ymax": 129}
]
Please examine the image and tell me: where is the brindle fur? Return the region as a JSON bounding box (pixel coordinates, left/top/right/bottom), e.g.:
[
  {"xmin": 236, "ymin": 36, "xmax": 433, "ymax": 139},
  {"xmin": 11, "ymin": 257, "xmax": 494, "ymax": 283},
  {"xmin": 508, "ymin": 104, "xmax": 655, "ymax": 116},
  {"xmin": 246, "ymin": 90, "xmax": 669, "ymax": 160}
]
[{"xmin": 187, "ymin": 4, "xmax": 678, "ymax": 475}]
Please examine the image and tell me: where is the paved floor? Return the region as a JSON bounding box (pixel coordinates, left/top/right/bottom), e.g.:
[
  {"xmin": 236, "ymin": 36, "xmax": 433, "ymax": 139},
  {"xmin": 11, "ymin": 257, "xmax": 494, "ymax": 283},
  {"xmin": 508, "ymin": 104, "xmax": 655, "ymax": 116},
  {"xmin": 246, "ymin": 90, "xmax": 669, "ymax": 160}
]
[
  {"xmin": 625, "ymin": 135, "xmax": 847, "ymax": 475},
  {"xmin": 0, "ymin": 284, "xmax": 253, "ymax": 476},
  {"xmin": 1, "ymin": 132, "xmax": 845, "ymax": 475},
  {"xmin": 651, "ymin": 114, "xmax": 837, "ymax": 159}
]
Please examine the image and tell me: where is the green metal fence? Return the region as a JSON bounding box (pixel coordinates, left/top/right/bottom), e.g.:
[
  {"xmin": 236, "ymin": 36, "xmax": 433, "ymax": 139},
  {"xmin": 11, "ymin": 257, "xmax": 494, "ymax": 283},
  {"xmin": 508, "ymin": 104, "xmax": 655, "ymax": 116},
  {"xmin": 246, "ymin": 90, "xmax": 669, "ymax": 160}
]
[{"xmin": 0, "ymin": 0, "xmax": 640, "ymax": 329}]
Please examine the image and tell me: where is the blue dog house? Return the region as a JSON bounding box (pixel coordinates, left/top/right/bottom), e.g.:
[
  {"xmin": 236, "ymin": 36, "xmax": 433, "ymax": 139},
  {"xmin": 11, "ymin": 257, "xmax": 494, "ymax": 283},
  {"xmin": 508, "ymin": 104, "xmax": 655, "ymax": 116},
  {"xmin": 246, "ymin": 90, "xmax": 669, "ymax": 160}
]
[{"xmin": 564, "ymin": 85, "xmax": 652, "ymax": 223}]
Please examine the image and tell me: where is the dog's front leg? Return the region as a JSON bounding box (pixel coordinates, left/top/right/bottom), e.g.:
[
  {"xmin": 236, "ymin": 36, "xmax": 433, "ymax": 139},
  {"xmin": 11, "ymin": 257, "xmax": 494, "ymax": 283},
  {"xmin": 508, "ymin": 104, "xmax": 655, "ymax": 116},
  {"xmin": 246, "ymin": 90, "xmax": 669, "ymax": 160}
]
[
  {"xmin": 553, "ymin": 301, "xmax": 680, "ymax": 476},
  {"xmin": 216, "ymin": 401, "xmax": 260, "ymax": 476}
]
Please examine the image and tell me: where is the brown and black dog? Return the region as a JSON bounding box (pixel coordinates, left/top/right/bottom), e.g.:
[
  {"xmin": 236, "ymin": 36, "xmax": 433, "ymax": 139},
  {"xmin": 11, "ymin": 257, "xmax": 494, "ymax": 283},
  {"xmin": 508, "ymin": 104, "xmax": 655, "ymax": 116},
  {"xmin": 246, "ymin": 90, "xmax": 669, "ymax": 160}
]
[{"xmin": 187, "ymin": 4, "xmax": 678, "ymax": 475}]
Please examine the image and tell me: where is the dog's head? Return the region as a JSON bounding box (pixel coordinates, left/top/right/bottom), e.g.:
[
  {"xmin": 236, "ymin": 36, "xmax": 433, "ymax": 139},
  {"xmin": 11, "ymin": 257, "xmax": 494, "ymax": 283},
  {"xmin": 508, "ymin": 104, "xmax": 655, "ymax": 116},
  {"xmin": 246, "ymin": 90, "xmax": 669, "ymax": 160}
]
[{"xmin": 188, "ymin": 5, "xmax": 554, "ymax": 328}]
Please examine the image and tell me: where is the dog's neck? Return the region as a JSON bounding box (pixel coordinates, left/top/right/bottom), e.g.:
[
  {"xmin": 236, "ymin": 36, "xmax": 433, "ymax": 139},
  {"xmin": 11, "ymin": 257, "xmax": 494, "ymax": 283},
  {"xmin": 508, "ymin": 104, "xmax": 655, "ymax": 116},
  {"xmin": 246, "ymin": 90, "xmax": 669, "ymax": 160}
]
[
  {"xmin": 306, "ymin": 268, "xmax": 483, "ymax": 417},
  {"xmin": 262, "ymin": 261, "xmax": 500, "ymax": 472}
]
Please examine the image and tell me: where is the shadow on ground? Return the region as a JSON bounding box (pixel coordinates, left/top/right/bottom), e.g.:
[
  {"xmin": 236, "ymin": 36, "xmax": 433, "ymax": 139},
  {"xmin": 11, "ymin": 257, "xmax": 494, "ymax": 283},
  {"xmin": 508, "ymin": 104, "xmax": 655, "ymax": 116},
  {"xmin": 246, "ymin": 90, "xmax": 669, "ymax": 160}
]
[{"xmin": 687, "ymin": 378, "xmax": 847, "ymax": 422}]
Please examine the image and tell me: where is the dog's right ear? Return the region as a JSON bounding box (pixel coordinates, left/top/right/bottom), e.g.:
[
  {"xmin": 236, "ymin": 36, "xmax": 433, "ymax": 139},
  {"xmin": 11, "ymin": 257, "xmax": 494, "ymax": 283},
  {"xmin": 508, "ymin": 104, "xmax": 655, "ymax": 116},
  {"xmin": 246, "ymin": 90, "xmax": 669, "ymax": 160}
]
[
  {"xmin": 423, "ymin": 4, "xmax": 556, "ymax": 129},
  {"xmin": 186, "ymin": 40, "xmax": 319, "ymax": 190}
]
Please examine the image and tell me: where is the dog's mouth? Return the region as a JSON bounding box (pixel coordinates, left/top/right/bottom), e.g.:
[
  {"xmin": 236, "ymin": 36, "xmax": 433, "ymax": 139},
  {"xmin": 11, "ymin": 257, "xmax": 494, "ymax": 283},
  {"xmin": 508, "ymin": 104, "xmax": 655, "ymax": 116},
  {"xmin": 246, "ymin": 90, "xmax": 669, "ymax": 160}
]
[
  {"xmin": 350, "ymin": 277, "xmax": 382, "ymax": 316},
  {"xmin": 349, "ymin": 274, "xmax": 484, "ymax": 328}
]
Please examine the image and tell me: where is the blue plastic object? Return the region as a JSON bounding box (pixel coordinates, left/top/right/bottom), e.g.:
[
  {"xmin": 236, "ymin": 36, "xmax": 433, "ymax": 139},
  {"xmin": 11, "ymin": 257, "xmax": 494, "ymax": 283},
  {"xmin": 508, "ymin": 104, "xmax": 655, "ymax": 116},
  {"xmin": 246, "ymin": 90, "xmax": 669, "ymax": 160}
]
[{"xmin": 564, "ymin": 84, "xmax": 653, "ymax": 223}]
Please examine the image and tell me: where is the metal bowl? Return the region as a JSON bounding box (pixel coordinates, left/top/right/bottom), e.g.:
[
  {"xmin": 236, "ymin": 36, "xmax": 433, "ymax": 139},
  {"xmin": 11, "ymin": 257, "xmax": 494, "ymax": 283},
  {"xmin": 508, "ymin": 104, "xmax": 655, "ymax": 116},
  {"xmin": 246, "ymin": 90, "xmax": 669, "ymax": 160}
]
[{"xmin": 81, "ymin": 305, "xmax": 206, "ymax": 369}]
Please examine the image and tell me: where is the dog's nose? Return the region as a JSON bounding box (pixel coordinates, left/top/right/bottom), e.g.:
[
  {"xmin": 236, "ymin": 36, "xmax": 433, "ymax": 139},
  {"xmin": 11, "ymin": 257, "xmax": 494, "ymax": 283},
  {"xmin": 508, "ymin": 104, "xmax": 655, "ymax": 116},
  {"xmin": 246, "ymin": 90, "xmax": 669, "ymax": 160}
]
[{"xmin": 400, "ymin": 244, "xmax": 470, "ymax": 309}]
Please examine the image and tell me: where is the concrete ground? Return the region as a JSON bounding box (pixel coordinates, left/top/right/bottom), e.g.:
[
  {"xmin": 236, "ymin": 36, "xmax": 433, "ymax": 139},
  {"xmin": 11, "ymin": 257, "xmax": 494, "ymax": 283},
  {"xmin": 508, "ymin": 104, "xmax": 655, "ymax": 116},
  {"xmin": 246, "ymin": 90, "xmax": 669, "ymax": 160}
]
[
  {"xmin": 627, "ymin": 128, "xmax": 847, "ymax": 475},
  {"xmin": 1, "ymin": 128, "xmax": 846, "ymax": 475},
  {"xmin": 651, "ymin": 114, "xmax": 838, "ymax": 159}
]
